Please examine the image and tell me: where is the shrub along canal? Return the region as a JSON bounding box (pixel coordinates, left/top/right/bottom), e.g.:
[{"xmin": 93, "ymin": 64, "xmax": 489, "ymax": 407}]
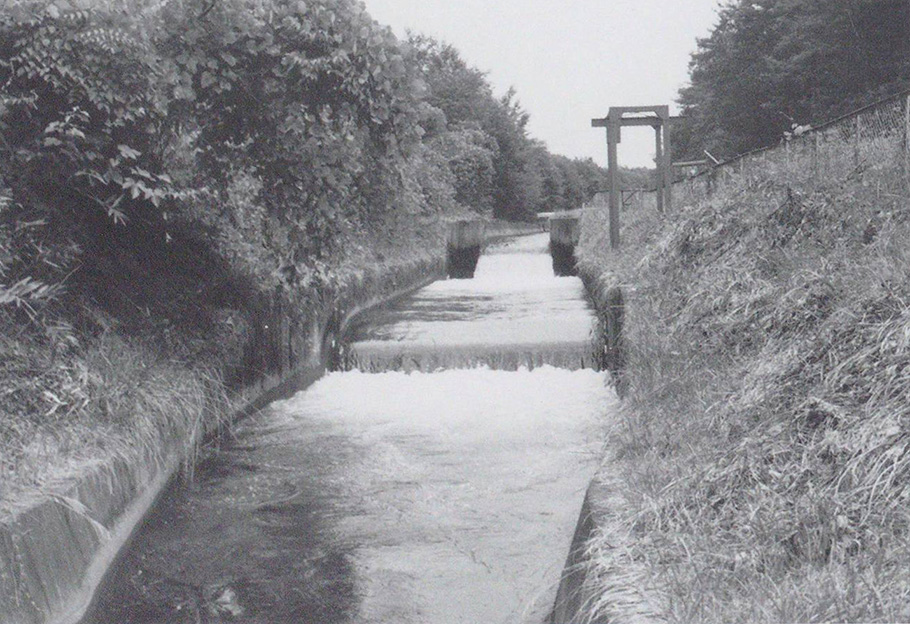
[{"xmin": 84, "ymin": 233, "xmax": 616, "ymax": 624}]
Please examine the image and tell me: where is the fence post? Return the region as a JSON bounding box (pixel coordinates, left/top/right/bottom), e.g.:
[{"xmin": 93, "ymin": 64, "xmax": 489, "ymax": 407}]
[
  {"xmin": 654, "ymin": 123, "xmax": 664, "ymax": 214},
  {"xmin": 854, "ymin": 115, "xmax": 861, "ymax": 169},
  {"xmin": 904, "ymin": 95, "xmax": 910, "ymax": 192},
  {"xmin": 812, "ymin": 131, "xmax": 819, "ymax": 183}
]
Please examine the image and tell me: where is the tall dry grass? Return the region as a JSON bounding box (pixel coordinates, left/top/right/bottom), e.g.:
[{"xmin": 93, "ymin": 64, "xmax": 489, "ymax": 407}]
[
  {"xmin": 577, "ymin": 151, "xmax": 910, "ymax": 621},
  {"xmin": 0, "ymin": 321, "xmax": 229, "ymax": 522}
]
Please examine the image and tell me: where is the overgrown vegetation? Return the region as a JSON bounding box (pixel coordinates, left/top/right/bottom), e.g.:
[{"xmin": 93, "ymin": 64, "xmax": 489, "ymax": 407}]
[
  {"xmin": 578, "ymin": 123, "xmax": 910, "ymax": 620},
  {"xmin": 0, "ymin": 0, "xmax": 614, "ymax": 516},
  {"xmin": 406, "ymin": 34, "xmax": 627, "ymax": 220},
  {"xmin": 576, "ymin": 5, "xmax": 910, "ymax": 617}
]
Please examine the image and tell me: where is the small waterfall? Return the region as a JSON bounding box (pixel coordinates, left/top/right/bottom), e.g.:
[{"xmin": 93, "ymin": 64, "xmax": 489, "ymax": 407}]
[
  {"xmin": 339, "ymin": 233, "xmax": 598, "ymax": 373},
  {"xmin": 340, "ymin": 340, "xmax": 597, "ymax": 373}
]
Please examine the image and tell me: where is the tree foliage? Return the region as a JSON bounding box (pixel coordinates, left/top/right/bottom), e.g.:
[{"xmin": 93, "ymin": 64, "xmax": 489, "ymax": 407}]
[
  {"xmin": 676, "ymin": 0, "xmax": 910, "ymax": 160},
  {"xmin": 0, "ymin": 0, "xmax": 434, "ymax": 303},
  {"xmin": 407, "ymin": 34, "xmax": 617, "ymax": 220},
  {"xmin": 0, "ymin": 0, "xmax": 615, "ymax": 321}
]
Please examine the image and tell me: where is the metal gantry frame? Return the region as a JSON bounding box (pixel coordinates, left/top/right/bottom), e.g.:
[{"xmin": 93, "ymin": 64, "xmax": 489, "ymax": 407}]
[{"xmin": 592, "ymin": 106, "xmax": 673, "ymax": 249}]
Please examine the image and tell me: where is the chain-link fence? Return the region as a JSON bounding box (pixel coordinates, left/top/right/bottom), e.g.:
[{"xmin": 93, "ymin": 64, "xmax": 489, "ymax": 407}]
[{"xmin": 667, "ymin": 90, "xmax": 910, "ymax": 207}]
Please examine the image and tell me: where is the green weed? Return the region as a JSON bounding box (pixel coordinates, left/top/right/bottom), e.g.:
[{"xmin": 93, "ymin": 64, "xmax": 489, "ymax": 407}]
[{"xmin": 578, "ymin": 149, "xmax": 910, "ymax": 621}]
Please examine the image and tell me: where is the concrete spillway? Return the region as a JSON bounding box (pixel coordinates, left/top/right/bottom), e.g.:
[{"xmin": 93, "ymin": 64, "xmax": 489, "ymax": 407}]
[{"xmin": 84, "ymin": 233, "xmax": 617, "ymax": 624}]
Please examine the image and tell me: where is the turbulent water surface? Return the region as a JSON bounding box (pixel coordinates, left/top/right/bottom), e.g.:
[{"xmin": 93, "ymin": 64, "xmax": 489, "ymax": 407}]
[{"xmin": 85, "ymin": 233, "xmax": 617, "ymax": 624}]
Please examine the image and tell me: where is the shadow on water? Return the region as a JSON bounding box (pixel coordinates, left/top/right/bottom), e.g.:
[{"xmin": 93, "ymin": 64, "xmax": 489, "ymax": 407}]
[
  {"xmin": 84, "ymin": 419, "xmax": 362, "ymax": 624},
  {"xmin": 346, "ymin": 294, "xmax": 501, "ymax": 330}
]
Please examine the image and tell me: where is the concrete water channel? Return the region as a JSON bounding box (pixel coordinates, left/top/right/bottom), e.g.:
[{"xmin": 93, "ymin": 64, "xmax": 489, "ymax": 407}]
[{"xmin": 83, "ymin": 233, "xmax": 617, "ymax": 624}]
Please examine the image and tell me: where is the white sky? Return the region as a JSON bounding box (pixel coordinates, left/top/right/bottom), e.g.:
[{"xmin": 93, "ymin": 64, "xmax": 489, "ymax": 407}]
[{"xmin": 362, "ymin": 0, "xmax": 722, "ymax": 168}]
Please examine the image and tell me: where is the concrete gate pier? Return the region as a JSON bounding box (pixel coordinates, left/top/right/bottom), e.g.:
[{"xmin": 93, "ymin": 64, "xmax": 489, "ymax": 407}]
[
  {"xmin": 549, "ymin": 213, "xmax": 581, "ymax": 276},
  {"xmin": 446, "ymin": 219, "xmax": 485, "ymax": 278}
]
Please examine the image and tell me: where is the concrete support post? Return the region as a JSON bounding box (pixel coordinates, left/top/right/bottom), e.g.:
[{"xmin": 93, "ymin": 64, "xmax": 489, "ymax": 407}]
[
  {"xmin": 446, "ymin": 220, "xmax": 485, "ymax": 279},
  {"xmin": 854, "ymin": 115, "xmax": 861, "ymax": 168},
  {"xmin": 654, "ymin": 124, "xmax": 664, "ymax": 214},
  {"xmin": 663, "ymin": 111, "xmax": 673, "ymax": 212},
  {"xmin": 549, "ymin": 215, "xmax": 581, "ymax": 276},
  {"xmin": 607, "ymin": 115, "xmax": 621, "ymax": 249},
  {"xmin": 904, "ymin": 96, "xmax": 910, "ymax": 191},
  {"xmin": 813, "ymin": 131, "xmax": 820, "ymax": 182}
]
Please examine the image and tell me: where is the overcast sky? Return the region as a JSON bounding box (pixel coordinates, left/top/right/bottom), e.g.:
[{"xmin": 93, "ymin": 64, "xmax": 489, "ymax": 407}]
[{"xmin": 362, "ymin": 0, "xmax": 722, "ymax": 168}]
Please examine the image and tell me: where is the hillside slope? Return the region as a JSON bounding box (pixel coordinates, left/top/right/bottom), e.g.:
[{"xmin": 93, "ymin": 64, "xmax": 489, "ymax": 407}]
[{"xmin": 578, "ymin": 150, "xmax": 910, "ymax": 621}]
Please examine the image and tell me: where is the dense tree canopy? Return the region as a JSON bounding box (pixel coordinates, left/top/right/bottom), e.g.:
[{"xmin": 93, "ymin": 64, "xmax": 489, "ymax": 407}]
[
  {"xmin": 0, "ymin": 1, "xmax": 625, "ymax": 314},
  {"xmin": 407, "ymin": 34, "xmax": 622, "ymax": 220},
  {"xmin": 675, "ymin": 0, "xmax": 910, "ymax": 160}
]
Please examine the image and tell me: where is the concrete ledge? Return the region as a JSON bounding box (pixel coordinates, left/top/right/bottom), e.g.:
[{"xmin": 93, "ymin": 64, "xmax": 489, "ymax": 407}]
[
  {"xmin": 548, "ymin": 474, "xmax": 662, "ymax": 624},
  {"xmin": 0, "ymin": 449, "xmax": 183, "ymax": 624},
  {"xmin": 446, "ymin": 220, "xmax": 485, "ymax": 278},
  {"xmin": 548, "ymin": 488, "xmax": 598, "ymax": 624},
  {"xmin": 0, "ymin": 252, "xmax": 445, "ymax": 624},
  {"xmin": 550, "ymin": 215, "xmax": 581, "ymax": 276}
]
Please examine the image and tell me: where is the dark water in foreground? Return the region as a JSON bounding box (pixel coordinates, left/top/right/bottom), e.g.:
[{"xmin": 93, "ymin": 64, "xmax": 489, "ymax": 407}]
[{"xmin": 85, "ymin": 234, "xmax": 616, "ymax": 624}]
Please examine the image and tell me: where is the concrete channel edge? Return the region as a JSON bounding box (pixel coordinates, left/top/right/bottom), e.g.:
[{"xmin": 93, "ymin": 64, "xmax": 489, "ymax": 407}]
[
  {"xmin": 548, "ymin": 263, "xmax": 663, "ymax": 624},
  {"xmin": 0, "ymin": 251, "xmax": 448, "ymax": 624}
]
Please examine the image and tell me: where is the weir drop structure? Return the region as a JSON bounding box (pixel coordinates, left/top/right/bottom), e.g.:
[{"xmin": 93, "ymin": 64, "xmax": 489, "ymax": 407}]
[{"xmin": 82, "ymin": 233, "xmax": 611, "ymax": 624}]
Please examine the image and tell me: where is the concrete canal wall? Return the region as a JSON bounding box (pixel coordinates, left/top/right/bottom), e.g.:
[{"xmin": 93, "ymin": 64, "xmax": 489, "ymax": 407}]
[
  {"xmin": 0, "ymin": 251, "xmax": 447, "ymax": 624},
  {"xmin": 549, "ymin": 265, "xmax": 631, "ymax": 624},
  {"xmin": 550, "ymin": 213, "xmax": 581, "ymax": 276},
  {"xmin": 579, "ymin": 266, "xmax": 626, "ymax": 396},
  {"xmin": 0, "ymin": 221, "xmax": 571, "ymax": 624}
]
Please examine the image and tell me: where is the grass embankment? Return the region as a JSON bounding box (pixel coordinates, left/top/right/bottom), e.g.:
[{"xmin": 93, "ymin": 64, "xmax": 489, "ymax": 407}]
[
  {"xmin": 0, "ymin": 210, "xmax": 446, "ymax": 524},
  {"xmin": 0, "ymin": 329, "xmax": 225, "ymax": 523},
  {"xmin": 578, "ymin": 164, "xmax": 910, "ymax": 621}
]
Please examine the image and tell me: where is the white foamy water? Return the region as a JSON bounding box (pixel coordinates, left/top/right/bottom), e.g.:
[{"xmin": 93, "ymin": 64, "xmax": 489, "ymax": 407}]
[
  {"xmin": 348, "ymin": 233, "xmax": 595, "ymax": 371},
  {"xmin": 86, "ymin": 233, "xmax": 616, "ymax": 624},
  {"xmin": 268, "ymin": 365, "xmax": 615, "ymax": 623}
]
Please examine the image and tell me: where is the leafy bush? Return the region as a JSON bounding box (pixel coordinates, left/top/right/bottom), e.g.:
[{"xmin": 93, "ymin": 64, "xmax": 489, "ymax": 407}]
[{"xmin": 0, "ymin": 0, "xmax": 612, "ymax": 518}]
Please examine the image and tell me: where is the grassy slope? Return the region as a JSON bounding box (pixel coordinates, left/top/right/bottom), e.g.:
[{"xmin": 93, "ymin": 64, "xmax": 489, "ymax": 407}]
[
  {"xmin": 0, "ymin": 206, "xmax": 446, "ymax": 523},
  {"xmin": 578, "ymin": 158, "xmax": 910, "ymax": 621}
]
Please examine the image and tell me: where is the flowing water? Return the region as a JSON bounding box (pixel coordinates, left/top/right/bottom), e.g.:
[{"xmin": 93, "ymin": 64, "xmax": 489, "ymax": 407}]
[
  {"xmin": 85, "ymin": 233, "xmax": 617, "ymax": 624},
  {"xmin": 343, "ymin": 235, "xmax": 596, "ymax": 373}
]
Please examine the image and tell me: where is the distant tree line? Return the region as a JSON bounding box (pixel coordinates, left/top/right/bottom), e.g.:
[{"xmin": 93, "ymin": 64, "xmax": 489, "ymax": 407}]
[
  {"xmin": 406, "ymin": 34, "xmax": 647, "ymax": 220},
  {"xmin": 674, "ymin": 0, "xmax": 910, "ymax": 161}
]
